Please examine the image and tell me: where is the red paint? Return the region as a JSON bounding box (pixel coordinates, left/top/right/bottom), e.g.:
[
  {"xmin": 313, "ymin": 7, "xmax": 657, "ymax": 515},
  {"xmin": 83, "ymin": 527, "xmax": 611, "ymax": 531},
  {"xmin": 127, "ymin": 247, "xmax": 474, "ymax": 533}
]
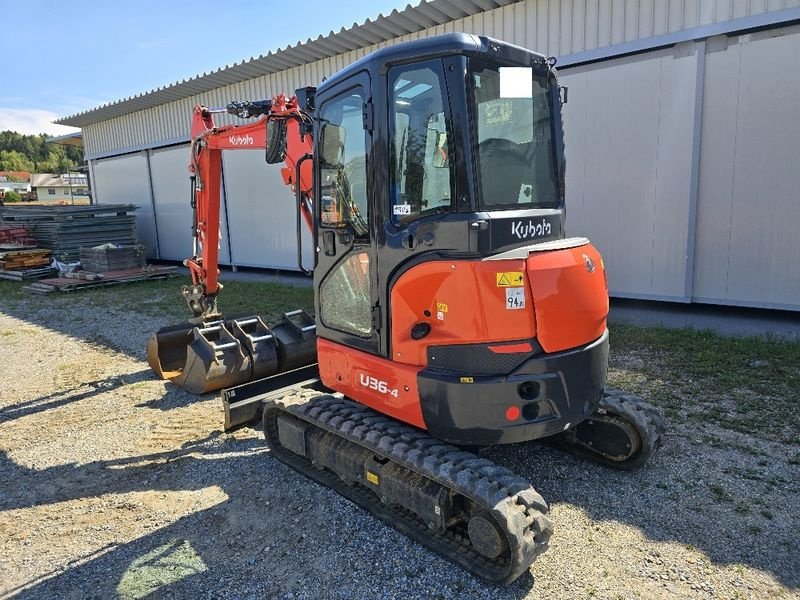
[
  {"xmin": 505, "ymin": 406, "xmax": 521, "ymax": 421},
  {"xmin": 187, "ymin": 96, "xmax": 314, "ymax": 296},
  {"xmin": 488, "ymin": 342, "xmax": 533, "ymax": 354},
  {"xmin": 390, "ymin": 259, "xmax": 537, "ymax": 366},
  {"xmin": 526, "ymin": 244, "xmax": 609, "ymax": 353},
  {"xmin": 316, "ymin": 338, "xmax": 426, "ymax": 429}
]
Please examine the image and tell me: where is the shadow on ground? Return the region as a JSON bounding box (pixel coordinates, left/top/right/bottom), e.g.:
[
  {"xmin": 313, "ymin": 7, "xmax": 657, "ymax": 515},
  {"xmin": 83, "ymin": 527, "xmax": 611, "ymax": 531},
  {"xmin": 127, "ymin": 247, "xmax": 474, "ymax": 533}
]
[{"xmin": 2, "ymin": 403, "xmax": 797, "ymax": 598}]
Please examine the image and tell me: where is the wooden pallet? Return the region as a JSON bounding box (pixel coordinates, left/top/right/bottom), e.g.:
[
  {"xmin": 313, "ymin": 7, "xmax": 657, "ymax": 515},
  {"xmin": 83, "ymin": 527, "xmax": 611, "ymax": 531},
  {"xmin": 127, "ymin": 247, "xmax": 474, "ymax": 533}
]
[{"xmin": 24, "ymin": 266, "xmax": 178, "ymax": 293}]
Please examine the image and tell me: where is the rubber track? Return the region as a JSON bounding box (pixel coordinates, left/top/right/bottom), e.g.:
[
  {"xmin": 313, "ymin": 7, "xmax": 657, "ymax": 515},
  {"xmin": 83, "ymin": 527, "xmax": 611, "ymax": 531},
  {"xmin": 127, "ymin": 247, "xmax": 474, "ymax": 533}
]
[
  {"xmin": 263, "ymin": 391, "xmax": 553, "ymax": 584},
  {"xmin": 554, "ymin": 388, "xmax": 666, "ymax": 470}
]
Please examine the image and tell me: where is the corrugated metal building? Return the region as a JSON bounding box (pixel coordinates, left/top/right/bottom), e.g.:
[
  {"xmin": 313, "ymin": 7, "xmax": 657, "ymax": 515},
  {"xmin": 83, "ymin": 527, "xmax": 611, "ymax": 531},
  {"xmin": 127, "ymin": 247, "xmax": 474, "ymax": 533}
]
[{"xmin": 57, "ymin": 0, "xmax": 800, "ymax": 310}]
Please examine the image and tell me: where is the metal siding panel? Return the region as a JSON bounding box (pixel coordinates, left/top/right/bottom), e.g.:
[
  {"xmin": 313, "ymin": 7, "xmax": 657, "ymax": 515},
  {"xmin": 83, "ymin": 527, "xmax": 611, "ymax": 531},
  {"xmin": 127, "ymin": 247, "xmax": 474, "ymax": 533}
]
[
  {"xmin": 624, "ymin": 0, "xmax": 640, "ymax": 40},
  {"xmin": 571, "ymin": 0, "xmax": 585, "ymax": 51},
  {"xmin": 610, "ymin": 0, "xmax": 625, "ymax": 44},
  {"xmin": 693, "ymin": 39, "xmax": 741, "ymax": 299},
  {"xmin": 597, "ymin": 0, "xmax": 612, "ymax": 46},
  {"xmin": 562, "ymin": 49, "xmax": 693, "ymax": 298},
  {"xmin": 732, "ymin": 0, "xmax": 750, "ymax": 17},
  {"xmin": 149, "ymin": 144, "xmax": 231, "ymax": 263},
  {"xmin": 560, "ymin": 68, "xmax": 589, "ymax": 236},
  {"xmin": 653, "ymin": 0, "xmax": 669, "ymax": 35},
  {"xmin": 222, "ymin": 150, "xmax": 311, "ymax": 270},
  {"xmin": 725, "ymin": 27, "xmax": 800, "ymax": 305},
  {"xmin": 650, "ymin": 48, "xmax": 698, "ymax": 296},
  {"xmin": 585, "ymin": 0, "xmax": 600, "ymax": 49},
  {"xmin": 699, "ymin": 0, "xmax": 716, "ymax": 24},
  {"xmin": 684, "ymin": 0, "xmax": 700, "ymax": 28},
  {"xmin": 559, "ymin": 0, "xmax": 572, "ymax": 53},
  {"xmin": 514, "ymin": 1, "xmax": 527, "ymax": 46},
  {"xmin": 638, "ymin": 0, "xmax": 654, "ymax": 38},
  {"xmin": 536, "ymin": 0, "xmax": 549, "ymax": 51},
  {"xmin": 668, "ymin": 0, "xmax": 684, "ymax": 32},
  {"xmin": 92, "ymin": 153, "xmax": 158, "ymax": 256}
]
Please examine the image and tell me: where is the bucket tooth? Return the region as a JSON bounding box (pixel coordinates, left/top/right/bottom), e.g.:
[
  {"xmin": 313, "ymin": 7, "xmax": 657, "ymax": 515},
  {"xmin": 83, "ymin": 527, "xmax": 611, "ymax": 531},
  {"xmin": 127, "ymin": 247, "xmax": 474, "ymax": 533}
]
[
  {"xmin": 172, "ymin": 323, "xmax": 252, "ymax": 394},
  {"xmin": 229, "ymin": 316, "xmax": 279, "ymax": 380}
]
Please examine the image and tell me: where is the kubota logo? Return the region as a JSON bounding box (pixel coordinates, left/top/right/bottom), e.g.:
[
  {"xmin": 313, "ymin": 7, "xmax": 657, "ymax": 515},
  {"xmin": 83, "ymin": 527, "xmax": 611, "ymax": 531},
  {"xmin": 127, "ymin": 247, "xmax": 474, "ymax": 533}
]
[
  {"xmin": 511, "ymin": 218, "xmax": 552, "ymax": 240},
  {"xmin": 229, "ymin": 134, "xmax": 254, "ymax": 146}
]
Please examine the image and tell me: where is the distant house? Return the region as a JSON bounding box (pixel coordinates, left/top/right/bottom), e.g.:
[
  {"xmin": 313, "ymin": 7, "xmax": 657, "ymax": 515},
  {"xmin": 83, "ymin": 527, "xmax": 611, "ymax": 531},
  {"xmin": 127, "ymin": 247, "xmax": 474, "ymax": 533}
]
[
  {"xmin": 0, "ymin": 172, "xmax": 32, "ymax": 199},
  {"xmin": 30, "ymin": 173, "xmax": 89, "ymax": 201}
]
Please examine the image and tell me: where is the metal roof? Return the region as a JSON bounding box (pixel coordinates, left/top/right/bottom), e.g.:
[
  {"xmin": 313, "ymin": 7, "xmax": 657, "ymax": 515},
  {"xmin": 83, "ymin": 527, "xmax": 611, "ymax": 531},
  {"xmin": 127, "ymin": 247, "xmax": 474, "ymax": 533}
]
[
  {"xmin": 46, "ymin": 131, "xmax": 83, "ymax": 147},
  {"xmin": 56, "ymin": 0, "xmax": 519, "ymax": 128}
]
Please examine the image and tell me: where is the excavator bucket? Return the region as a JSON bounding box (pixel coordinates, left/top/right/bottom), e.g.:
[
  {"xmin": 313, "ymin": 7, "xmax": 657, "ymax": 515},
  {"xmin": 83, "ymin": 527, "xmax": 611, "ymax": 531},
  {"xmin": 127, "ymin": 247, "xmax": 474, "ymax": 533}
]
[{"xmin": 147, "ymin": 311, "xmax": 317, "ymax": 396}]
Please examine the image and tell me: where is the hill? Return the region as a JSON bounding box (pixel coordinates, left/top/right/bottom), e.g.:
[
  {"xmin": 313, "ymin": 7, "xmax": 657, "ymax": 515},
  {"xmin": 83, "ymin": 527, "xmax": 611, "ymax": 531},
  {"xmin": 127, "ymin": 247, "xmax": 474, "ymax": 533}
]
[{"xmin": 0, "ymin": 131, "xmax": 83, "ymax": 174}]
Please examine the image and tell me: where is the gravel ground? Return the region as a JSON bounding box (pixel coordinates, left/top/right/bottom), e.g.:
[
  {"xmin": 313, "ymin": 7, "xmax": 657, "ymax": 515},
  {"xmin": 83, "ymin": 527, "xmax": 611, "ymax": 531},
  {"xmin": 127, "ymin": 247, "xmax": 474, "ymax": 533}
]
[{"xmin": 0, "ymin": 292, "xmax": 798, "ymax": 599}]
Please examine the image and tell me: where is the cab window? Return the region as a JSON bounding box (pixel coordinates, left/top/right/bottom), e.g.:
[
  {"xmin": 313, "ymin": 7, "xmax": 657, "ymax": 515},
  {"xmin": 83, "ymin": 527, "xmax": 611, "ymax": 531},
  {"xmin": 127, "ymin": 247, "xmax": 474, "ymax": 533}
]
[
  {"xmin": 388, "ymin": 60, "xmax": 454, "ymax": 225},
  {"xmin": 318, "ymin": 91, "xmax": 369, "ymax": 239}
]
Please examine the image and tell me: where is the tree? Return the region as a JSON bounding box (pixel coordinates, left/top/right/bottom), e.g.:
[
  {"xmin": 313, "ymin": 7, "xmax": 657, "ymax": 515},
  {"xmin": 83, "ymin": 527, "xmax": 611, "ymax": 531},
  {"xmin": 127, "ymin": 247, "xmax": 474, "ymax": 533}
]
[
  {"xmin": 0, "ymin": 149, "xmax": 35, "ymax": 172},
  {"xmin": 0, "ymin": 130, "xmax": 85, "ymax": 173},
  {"xmin": 2, "ymin": 190, "xmax": 22, "ymax": 203}
]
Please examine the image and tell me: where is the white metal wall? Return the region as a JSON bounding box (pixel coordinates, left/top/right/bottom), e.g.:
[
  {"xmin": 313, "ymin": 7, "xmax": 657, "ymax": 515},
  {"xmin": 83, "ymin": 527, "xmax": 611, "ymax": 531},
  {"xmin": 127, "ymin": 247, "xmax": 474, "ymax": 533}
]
[
  {"xmin": 693, "ymin": 25, "xmax": 800, "ymax": 309},
  {"xmin": 92, "ymin": 153, "xmax": 158, "ymax": 256},
  {"xmin": 221, "ymin": 151, "xmax": 313, "ymax": 270},
  {"xmin": 561, "ymin": 45, "xmax": 699, "ymax": 300},
  {"xmin": 148, "ymin": 145, "xmax": 232, "ymax": 264},
  {"xmin": 81, "ymin": 0, "xmax": 800, "ymax": 158}
]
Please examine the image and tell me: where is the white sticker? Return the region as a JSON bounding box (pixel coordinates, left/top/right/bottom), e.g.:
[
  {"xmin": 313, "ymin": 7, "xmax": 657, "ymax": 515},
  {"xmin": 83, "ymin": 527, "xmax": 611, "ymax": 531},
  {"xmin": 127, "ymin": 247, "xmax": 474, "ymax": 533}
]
[
  {"xmin": 505, "ymin": 287, "xmax": 525, "ymax": 310},
  {"xmin": 437, "ymin": 310, "xmax": 445, "ymax": 321},
  {"xmin": 499, "ymin": 67, "xmax": 533, "ymax": 98},
  {"xmin": 393, "ymin": 204, "xmax": 411, "ymax": 216}
]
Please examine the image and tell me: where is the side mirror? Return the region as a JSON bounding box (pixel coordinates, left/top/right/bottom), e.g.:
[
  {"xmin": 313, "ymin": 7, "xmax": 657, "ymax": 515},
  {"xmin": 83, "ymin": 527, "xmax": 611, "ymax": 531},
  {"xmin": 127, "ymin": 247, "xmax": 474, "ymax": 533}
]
[
  {"xmin": 431, "ymin": 131, "xmax": 448, "ymax": 168},
  {"xmin": 265, "ymin": 119, "xmax": 288, "ymax": 164}
]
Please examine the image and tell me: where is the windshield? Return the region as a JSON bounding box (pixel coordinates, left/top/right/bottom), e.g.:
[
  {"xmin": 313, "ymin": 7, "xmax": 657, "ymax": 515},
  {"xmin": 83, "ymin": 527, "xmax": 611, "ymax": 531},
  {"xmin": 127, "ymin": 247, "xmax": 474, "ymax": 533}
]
[{"xmin": 471, "ymin": 62, "xmax": 559, "ymax": 210}]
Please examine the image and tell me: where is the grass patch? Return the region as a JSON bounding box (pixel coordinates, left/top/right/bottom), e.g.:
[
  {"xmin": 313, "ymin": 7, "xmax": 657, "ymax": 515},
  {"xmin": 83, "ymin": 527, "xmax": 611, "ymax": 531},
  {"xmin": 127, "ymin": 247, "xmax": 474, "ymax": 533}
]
[
  {"xmin": 609, "ymin": 324, "xmax": 800, "ymax": 444},
  {"xmin": 0, "ymin": 277, "xmax": 314, "ymax": 325},
  {"xmin": 709, "ymin": 483, "xmax": 733, "ymax": 503}
]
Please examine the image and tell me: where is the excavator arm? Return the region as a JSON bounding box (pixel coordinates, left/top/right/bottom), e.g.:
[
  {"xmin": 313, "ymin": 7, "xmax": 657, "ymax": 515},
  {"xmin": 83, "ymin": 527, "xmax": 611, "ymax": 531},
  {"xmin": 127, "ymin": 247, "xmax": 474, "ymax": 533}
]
[{"xmin": 184, "ymin": 94, "xmax": 314, "ymax": 316}]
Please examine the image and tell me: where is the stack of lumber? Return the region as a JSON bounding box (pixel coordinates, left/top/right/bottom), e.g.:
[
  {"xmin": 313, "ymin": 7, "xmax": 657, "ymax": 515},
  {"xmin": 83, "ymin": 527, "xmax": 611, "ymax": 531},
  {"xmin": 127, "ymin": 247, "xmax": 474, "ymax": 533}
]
[
  {"xmin": 25, "ymin": 265, "xmax": 178, "ymax": 293},
  {"xmin": 80, "ymin": 245, "xmax": 145, "ymax": 273},
  {"xmin": 0, "ymin": 204, "xmax": 138, "ymax": 262},
  {"xmin": 0, "ymin": 248, "xmax": 54, "ymax": 281}
]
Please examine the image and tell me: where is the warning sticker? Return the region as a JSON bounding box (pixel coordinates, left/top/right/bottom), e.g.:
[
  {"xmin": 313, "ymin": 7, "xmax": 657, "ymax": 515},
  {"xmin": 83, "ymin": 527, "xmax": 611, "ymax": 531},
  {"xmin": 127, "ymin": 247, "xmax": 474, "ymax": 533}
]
[
  {"xmin": 496, "ymin": 271, "xmax": 524, "ymax": 287},
  {"xmin": 505, "ymin": 287, "xmax": 525, "ymax": 310}
]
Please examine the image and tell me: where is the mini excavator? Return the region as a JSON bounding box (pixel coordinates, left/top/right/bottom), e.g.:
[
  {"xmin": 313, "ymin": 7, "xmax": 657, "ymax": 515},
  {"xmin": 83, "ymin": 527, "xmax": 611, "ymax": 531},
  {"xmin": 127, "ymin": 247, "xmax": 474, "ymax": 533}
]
[{"xmin": 147, "ymin": 34, "xmax": 665, "ymax": 583}]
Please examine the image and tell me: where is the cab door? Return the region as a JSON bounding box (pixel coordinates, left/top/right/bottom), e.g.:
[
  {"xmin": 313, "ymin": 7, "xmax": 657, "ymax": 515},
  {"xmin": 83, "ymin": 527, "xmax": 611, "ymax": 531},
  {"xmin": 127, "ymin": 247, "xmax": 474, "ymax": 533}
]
[{"xmin": 313, "ymin": 73, "xmax": 380, "ymax": 355}]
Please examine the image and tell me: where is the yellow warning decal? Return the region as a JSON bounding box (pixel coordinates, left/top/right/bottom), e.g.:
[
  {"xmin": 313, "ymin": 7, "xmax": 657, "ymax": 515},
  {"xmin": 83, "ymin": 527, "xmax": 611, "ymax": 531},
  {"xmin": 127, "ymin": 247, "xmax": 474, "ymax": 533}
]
[
  {"xmin": 366, "ymin": 471, "xmax": 380, "ymax": 485},
  {"xmin": 460, "ymin": 377, "xmax": 474, "ymax": 384},
  {"xmin": 496, "ymin": 272, "xmax": 524, "ymax": 287},
  {"xmin": 436, "ymin": 302, "xmax": 448, "ymax": 313}
]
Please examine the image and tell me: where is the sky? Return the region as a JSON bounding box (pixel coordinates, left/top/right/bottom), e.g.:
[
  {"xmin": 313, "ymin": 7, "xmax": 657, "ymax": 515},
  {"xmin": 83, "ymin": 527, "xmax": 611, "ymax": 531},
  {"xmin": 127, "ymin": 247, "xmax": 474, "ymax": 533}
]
[{"xmin": 0, "ymin": 0, "xmax": 411, "ymax": 135}]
